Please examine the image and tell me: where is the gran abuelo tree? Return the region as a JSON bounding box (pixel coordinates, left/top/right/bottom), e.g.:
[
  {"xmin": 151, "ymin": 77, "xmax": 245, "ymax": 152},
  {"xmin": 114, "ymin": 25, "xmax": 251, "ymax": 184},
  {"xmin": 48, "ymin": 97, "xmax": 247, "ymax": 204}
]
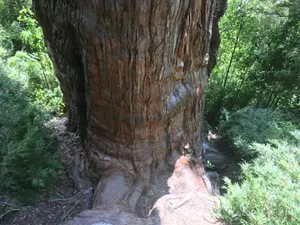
[{"xmin": 32, "ymin": 0, "xmax": 226, "ymax": 212}]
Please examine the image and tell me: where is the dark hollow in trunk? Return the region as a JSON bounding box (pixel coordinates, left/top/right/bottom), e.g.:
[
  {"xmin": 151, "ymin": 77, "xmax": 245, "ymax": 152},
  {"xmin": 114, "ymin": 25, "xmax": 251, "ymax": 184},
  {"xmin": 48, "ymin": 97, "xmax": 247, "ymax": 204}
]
[{"xmin": 33, "ymin": 0, "xmax": 226, "ymax": 215}]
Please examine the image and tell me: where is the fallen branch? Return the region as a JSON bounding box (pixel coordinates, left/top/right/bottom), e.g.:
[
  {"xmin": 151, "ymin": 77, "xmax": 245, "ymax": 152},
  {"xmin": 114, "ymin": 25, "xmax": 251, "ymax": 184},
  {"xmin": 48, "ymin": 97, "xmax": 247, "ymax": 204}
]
[
  {"xmin": 0, "ymin": 209, "xmax": 20, "ymax": 220},
  {"xmin": 62, "ymin": 200, "xmax": 81, "ymax": 221},
  {"xmin": 0, "ymin": 201, "xmax": 16, "ymax": 207}
]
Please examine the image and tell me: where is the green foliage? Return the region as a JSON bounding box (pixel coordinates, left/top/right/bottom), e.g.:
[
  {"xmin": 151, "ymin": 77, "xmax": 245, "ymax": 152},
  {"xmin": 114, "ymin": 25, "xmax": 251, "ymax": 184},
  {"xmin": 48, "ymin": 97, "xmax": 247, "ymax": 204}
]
[
  {"xmin": 0, "ymin": 0, "xmax": 31, "ymax": 27},
  {"xmin": 0, "ymin": 25, "xmax": 14, "ymax": 57},
  {"xmin": 16, "ymin": 7, "xmax": 64, "ymax": 115},
  {"xmin": 0, "ymin": 6, "xmax": 65, "ymax": 116},
  {"xmin": 206, "ymin": 0, "xmax": 300, "ymax": 126},
  {"xmin": 18, "ymin": 7, "xmax": 46, "ymax": 53},
  {"xmin": 6, "ymin": 51, "xmax": 64, "ymax": 116},
  {"xmin": 216, "ymin": 139, "xmax": 300, "ymax": 225},
  {"xmin": 216, "ymin": 107, "xmax": 300, "ymax": 224},
  {"xmin": 33, "ymin": 87, "xmax": 65, "ymax": 116},
  {"xmin": 0, "ymin": 0, "xmax": 30, "ymax": 54},
  {"xmin": 220, "ymin": 107, "xmax": 297, "ymax": 158},
  {"xmin": 0, "ymin": 2, "xmax": 64, "ymax": 203},
  {"xmin": 205, "ymin": 160, "xmax": 215, "ymax": 169},
  {"xmin": 208, "ymin": 4, "xmax": 300, "ymax": 222},
  {"xmin": 0, "ymin": 65, "xmax": 62, "ymax": 202}
]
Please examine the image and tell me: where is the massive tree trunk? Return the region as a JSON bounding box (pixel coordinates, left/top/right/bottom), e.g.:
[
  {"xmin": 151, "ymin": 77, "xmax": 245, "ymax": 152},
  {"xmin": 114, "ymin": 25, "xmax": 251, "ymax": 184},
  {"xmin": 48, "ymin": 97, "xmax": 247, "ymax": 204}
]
[{"xmin": 33, "ymin": 0, "xmax": 226, "ymax": 217}]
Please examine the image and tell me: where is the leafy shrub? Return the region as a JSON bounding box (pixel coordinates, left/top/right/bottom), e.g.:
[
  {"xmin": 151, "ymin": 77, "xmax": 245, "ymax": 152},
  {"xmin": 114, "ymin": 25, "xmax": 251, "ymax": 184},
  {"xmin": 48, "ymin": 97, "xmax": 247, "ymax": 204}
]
[
  {"xmin": 220, "ymin": 107, "xmax": 297, "ymax": 158},
  {"xmin": 0, "ymin": 65, "xmax": 62, "ymax": 202},
  {"xmin": 0, "ymin": 7, "xmax": 66, "ymax": 116},
  {"xmin": 32, "ymin": 87, "xmax": 65, "ymax": 117},
  {"xmin": 0, "ymin": 0, "xmax": 31, "ymax": 27},
  {"xmin": 18, "ymin": 7, "xmax": 46, "ymax": 53},
  {"xmin": 0, "ymin": 25, "xmax": 13, "ymax": 57},
  {"xmin": 217, "ymin": 107, "xmax": 300, "ymax": 224},
  {"xmin": 0, "ymin": 0, "xmax": 63, "ymax": 203},
  {"xmin": 6, "ymin": 51, "xmax": 64, "ymax": 116},
  {"xmin": 18, "ymin": 7, "xmax": 65, "ymax": 115},
  {"xmin": 216, "ymin": 138, "xmax": 300, "ymax": 225},
  {"xmin": 6, "ymin": 51, "xmax": 40, "ymax": 86},
  {"xmin": 0, "ymin": 6, "xmax": 65, "ymax": 117}
]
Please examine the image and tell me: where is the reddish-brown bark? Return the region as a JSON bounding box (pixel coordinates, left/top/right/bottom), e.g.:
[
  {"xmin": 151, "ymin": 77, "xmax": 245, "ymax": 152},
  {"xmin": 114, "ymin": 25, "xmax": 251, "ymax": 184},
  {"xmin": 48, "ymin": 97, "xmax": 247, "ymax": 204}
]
[{"xmin": 33, "ymin": 0, "xmax": 226, "ymax": 214}]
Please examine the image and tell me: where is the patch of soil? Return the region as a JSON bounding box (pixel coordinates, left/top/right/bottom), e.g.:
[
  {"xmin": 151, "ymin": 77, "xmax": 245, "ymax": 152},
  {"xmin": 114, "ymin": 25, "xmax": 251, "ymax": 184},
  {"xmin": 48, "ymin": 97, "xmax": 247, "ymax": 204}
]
[
  {"xmin": 205, "ymin": 131, "xmax": 244, "ymax": 193},
  {"xmin": 1, "ymin": 117, "xmax": 94, "ymax": 225}
]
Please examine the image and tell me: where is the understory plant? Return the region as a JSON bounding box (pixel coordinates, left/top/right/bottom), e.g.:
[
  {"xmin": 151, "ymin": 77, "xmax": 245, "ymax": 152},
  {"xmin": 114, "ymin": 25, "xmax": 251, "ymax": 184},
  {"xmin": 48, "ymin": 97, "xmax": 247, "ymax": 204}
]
[
  {"xmin": 220, "ymin": 107, "xmax": 297, "ymax": 158},
  {"xmin": 216, "ymin": 106, "xmax": 300, "ymax": 224},
  {"xmin": 0, "ymin": 65, "xmax": 62, "ymax": 202},
  {"xmin": 6, "ymin": 51, "xmax": 64, "ymax": 117},
  {"xmin": 217, "ymin": 137, "xmax": 300, "ymax": 225}
]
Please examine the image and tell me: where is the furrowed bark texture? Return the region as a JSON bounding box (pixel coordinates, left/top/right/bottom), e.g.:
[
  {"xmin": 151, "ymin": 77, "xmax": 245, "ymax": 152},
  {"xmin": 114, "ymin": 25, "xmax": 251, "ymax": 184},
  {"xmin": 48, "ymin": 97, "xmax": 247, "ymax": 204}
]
[{"xmin": 33, "ymin": 0, "xmax": 226, "ymax": 212}]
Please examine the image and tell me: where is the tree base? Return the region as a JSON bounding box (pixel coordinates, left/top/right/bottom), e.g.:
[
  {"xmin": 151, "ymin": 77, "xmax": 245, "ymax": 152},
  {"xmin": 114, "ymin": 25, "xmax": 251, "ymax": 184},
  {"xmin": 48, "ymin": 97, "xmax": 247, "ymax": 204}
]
[{"xmin": 64, "ymin": 153, "xmax": 221, "ymax": 225}]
